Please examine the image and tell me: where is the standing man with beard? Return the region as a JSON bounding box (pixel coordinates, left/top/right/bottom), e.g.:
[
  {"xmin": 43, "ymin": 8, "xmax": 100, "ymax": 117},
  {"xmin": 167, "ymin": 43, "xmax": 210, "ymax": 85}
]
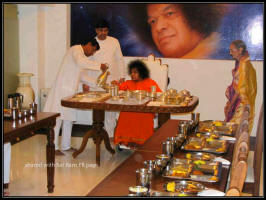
[{"xmin": 82, "ymin": 19, "xmax": 126, "ymax": 139}]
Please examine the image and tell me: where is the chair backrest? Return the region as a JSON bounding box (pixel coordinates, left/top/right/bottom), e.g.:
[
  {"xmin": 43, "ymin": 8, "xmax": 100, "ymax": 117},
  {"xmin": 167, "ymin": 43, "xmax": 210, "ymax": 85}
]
[
  {"xmin": 141, "ymin": 54, "xmax": 169, "ymax": 92},
  {"xmin": 253, "ymin": 102, "xmax": 264, "ymax": 196},
  {"xmin": 235, "ymin": 104, "xmax": 250, "ymax": 139},
  {"xmin": 225, "ymin": 187, "xmax": 240, "ymax": 196},
  {"xmin": 229, "ymin": 141, "xmax": 249, "ymax": 193},
  {"xmin": 230, "ymin": 111, "xmax": 250, "ymax": 194},
  {"xmin": 231, "ymin": 124, "xmax": 250, "ymax": 176}
]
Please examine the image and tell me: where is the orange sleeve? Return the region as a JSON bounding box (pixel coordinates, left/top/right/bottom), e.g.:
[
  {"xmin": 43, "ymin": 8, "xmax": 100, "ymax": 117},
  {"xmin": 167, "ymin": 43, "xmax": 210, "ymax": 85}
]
[
  {"xmin": 149, "ymin": 79, "xmax": 162, "ymax": 92},
  {"xmin": 119, "ymin": 80, "xmax": 131, "ymax": 90}
]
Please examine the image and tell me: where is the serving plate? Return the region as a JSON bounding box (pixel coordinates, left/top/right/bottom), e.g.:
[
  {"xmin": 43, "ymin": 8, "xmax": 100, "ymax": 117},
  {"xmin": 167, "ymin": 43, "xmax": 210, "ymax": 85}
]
[
  {"xmin": 197, "ymin": 120, "xmax": 237, "ymax": 136},
  {"xmin": 162, "ymin": 159, "xmax": 222, "ymax": 182},
  {"xmin": 164, "ymin": 180, "xmax": 205, "ymax": 194},
  {"xmin": 194, "ymin": 132, "xmax": 220, "ymax": 139},
  {"xmin": 183, "ymin": 152, "xmax": 217, "ymax": 161},
  {"xmin": 181, "ymin": 137, "xmax": 228, "ymax": 154}
]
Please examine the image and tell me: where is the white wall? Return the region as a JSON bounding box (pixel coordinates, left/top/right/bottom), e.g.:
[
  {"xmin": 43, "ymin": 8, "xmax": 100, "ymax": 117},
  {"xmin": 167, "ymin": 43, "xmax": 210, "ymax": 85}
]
[
  {"xmin": 17, "ymin": 4, "xmax": 68, "ymax": 110},
  {"xmin": 17, "ymin": 4, "xmax": 263, "ymax": 136}
]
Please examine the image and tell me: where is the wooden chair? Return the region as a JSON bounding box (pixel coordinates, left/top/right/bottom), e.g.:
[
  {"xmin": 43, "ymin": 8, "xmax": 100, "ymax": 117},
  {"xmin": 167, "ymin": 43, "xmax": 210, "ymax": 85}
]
[
  {"xmin": 226, "ymin": 128, "xmax": 249, "ymax": 196},
  {"xmin": 225, "ymin": 186, "xmax": 240, "ymax": 196},
  {"xmin": 243, "ymin": 102, "xmax": 264, "ymax": 196},
  {"xmin": 141, "ymin": 54, "xmax": 169, "ymax": 92},
  {"xmin": 231, "ymin": 109, "xmax": 250, "ymax": 177},
  {"xmin": 141, "ymin": 54, "xmax": 169, "ymax": 128},
  {"xmin": 235, "ymin": 104, "xmax": 250, "ymax": 140},
  {"xmin": 226, "ymin": 106, "xmax": 250, "ymax": 195}
]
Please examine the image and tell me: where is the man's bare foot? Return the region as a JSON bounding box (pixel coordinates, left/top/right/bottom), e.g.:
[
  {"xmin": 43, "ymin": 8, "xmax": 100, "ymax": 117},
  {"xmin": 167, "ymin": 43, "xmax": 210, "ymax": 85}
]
[
  {"xmin": 63, "ymin": 147, "xmax": 77, "ymax": 152},
  {"xmin": 55, "ymin": 150, "xmax": 65, "ymax": 156}
]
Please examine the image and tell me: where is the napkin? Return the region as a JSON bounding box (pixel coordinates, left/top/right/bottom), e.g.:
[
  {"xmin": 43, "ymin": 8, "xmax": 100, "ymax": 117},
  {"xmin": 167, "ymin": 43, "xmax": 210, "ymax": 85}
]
[
  {"xmin": 220, "ymin": 135, "xmax": 236, "ymax": 141},
  {"xmin": 213, "ymin": 157, "xmax": 231, "ymax": 165},
  {"xmin": 197, "ymin": 189, "xmax": 225, "ymax": 196}
]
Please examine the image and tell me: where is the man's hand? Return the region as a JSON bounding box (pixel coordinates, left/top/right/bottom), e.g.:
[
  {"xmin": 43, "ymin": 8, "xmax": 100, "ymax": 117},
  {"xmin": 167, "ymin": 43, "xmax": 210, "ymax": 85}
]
[
  {"xmin": 111, "ymin": 80, "xmax": 119, "ymax": 85},
  {"xmin": 100, "ymin": 63, "xmax": 108, "ymax": 72},
  {"xmin": 82, "ymin": 84, "xmax": 90, "ymax": 92},
  {"xmin": 118, "ymin": 78, "xmax": 125, "ymax": 84}
]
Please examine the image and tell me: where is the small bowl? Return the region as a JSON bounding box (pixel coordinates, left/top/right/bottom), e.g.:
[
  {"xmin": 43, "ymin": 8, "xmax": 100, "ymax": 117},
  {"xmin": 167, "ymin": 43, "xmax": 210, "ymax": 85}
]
[
  {"xmin": 18, "ymin": 111, "xmax": 24, "ymax": 119},
  {"xmin": 143, "ymin": 160, "xmax": 156, "ymax": 173},
  {"xmin": 167, "ymin": 88, "xmax": 177, "ymax": 95},
  {"xmin": 151, "ymin": 191, "xmax": 174, "ymax": 196},
  {"xmin": 21, "ymin": 109, "xmax": 30, "ymax": 118},
  {"xmin": 155, "ymin": 154, "xmax": 170, "ymax": 161},
  {"xmin": 128, "ymin": 186, "xmax": 148, "ymax": 196},
  {"xmin": 175, "ymin": 134, "xmax": 186, "ymax": 141}
]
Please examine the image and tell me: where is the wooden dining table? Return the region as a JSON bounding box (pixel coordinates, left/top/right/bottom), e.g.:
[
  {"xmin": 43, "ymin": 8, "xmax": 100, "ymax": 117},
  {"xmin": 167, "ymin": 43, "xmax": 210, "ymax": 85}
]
[
  {"xmin": 4, "ymin": 112, "xmax": 60, "ymax": 193},
  {"xmin": 61, "ymin": 93, "xmax": 199, "ymax": 166},
  {"xmin": 87, "ymin": 119, "xmax": 235, "ymax": 196}
]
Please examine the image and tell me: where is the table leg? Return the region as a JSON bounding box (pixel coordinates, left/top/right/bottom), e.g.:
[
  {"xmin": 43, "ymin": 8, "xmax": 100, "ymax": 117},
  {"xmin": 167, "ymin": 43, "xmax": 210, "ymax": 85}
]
[
  {"xmin": 92, "ymin": 109, "xmax": 115, "ymax": 166},
  {"xmin": 158, "ymin": 113, "xmax": 170, "ymax": 128},
  {"xmin": 72, "ymin": 109, "xmax": 115, "ymax": 166},
  {"xmin": 46, "ymin": 121, "xmax": 55, "ymax": 193},
  {"xmin": 72, "ymin": 130, "xmax": 94, "ymax": 158},
  {"xmin": 100, "ymin": 128, "xmax": 115, "ymax": 155}
]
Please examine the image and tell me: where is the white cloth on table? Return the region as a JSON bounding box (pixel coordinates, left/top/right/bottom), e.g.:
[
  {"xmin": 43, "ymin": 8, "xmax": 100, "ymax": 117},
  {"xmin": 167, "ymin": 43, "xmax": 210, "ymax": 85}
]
[
  {"xmin": 213, "ymin": 157, "xmax": 231, "ymax": 165},
  {"xmin": 197, "ymin": 189, "xmax": 225, "ymax": 196},
  {"xmin": 4, "ymin": 142, "xmax": 11, "ymax": 184}
]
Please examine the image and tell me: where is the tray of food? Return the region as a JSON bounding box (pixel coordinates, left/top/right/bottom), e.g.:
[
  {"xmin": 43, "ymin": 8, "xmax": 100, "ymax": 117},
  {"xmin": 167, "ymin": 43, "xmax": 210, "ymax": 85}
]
[
  {"xmin": 164, "ymin": 180, "xmax": 205, "ymax": 194},
  {"xmin": 197, "ymin": 120, "xmax": 237, "ymax": 136},
  {"xmin": 184, "ymin": 152, "xmax": 217, "ymax": 161},
  {"xmin": 194, "ymin": 132, "xmax": 220, "ymax": 139},
  {"xmin": 71, "ymin": 91, "xmax": 110, "ymax": 102},
  {"xmin": 150, "ymin": 189, "xmax": 196, "ymax": 196},
  {"xmin": 162, "ymin": 158, "xmax": 222, "ymax": 182},
  {"xmin": 181, "ymin": 137, "xmax": 228, "ymax": 154}
]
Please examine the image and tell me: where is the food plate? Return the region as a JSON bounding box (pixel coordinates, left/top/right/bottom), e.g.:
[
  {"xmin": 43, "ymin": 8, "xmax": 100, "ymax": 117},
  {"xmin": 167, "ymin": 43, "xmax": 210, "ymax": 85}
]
[
  {"xmin": 162, "ymin": 159, "xmax": 222, "ymax": 182},
  {"xmin": 164, "ymin": 180, "xmax": 205, "ymax": 194},
  {"xmin": 71, "ymin": 92, "xmax": 110, "ymax": 102},
  {"xmin": 184, "ymin": 152, "xmax": 216, "ymax": 161},
  {"xmin": 181, "ymin": 137, "xmax": 228, "ymax": 154},
  {"xmin": 213, "ymin": 126, "xmax": 235, "ymax": 136},
  {"xmin": 197, "ymin": 120, "xmax": 237, "ymax": 136},
  {"xmin": 194, "ymin": 132, "xmax": 220, "ymax": 139}
]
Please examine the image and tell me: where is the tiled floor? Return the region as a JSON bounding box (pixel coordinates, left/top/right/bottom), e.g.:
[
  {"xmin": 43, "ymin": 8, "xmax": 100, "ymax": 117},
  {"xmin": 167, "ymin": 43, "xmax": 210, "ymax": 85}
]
[{"xmin": 8, "ymin": 134, "xmax": 133, "ymax": 196}]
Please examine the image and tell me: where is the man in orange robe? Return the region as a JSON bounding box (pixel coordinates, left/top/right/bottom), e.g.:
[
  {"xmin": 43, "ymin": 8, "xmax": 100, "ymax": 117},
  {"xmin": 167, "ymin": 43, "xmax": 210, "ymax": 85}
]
[{"xmin": 113, "ymin": 60, "xmax": 162, "ymax": 148}]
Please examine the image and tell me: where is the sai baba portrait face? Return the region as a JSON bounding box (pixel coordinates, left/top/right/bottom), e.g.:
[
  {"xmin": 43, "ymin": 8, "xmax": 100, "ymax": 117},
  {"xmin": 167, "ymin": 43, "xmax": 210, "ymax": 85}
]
[{"xmin": 71, "ymin": 3, "xmax": 263, "ymax": 61}]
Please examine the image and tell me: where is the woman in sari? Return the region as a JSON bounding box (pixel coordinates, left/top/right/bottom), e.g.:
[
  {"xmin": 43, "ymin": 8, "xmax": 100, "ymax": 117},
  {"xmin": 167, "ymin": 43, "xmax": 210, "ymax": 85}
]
[
  {"xmin": 112, "ymin": 60, "xmax": 162, "ymax": 149},
  {"xmin": 224, "ymin": 40, "xmax": 257, "ymax": 134}
]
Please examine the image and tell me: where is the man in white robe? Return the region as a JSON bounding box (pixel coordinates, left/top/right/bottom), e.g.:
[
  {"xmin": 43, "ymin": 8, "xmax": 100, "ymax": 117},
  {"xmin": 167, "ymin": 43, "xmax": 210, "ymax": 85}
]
[
  {"xmin": 44, "ymin": 38, "xmax": 107, "ymax": 156},
  {"xmin": 83, "ymin": 19, "xmax": 126, "ymax": 138}
]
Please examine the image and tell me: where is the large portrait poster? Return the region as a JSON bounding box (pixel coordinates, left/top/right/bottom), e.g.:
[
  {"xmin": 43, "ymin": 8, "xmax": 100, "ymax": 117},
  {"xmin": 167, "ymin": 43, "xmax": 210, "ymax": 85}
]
[{"xmin": 71, "ymin": 3, "xmax": 263, "ymax": 60}]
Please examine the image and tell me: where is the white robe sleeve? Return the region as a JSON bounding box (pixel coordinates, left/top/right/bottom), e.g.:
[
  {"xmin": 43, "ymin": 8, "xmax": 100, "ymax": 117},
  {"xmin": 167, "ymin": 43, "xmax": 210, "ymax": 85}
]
[
  {"xmin": 72, "ymin": 47, "xmax": 101, "ymax": 71},
  {"xmin": 79, "ymin": 70, "xmax": 97, "ymax": 85}
]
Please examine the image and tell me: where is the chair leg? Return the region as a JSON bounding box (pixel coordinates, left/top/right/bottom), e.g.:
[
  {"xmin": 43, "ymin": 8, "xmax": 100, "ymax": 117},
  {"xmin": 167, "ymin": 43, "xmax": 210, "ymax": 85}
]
[{"xmin": 242, "ymin": 182, "xmax": 254, "ymax": 195}]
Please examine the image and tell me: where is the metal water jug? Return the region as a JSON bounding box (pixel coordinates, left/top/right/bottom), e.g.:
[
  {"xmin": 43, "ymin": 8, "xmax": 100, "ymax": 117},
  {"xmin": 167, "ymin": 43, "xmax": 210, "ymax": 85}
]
[
  {"xmin": 96, "ymin": 64, "xmax": 110, "ymax": 88},
  {"xmin": 14, "ymin": 93, "xmax": 23, "ymax": 109},
  {"xmin": 8, "ymin": 94, "xmax": 15, "ymax": 109}
]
